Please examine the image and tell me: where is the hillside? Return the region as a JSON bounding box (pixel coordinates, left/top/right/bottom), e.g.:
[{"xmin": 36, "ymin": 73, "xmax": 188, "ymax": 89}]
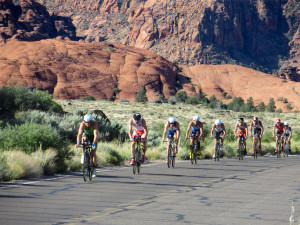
[{"xmin": 33, "ymin": 0, "xmax": 300, "ymax": 78}]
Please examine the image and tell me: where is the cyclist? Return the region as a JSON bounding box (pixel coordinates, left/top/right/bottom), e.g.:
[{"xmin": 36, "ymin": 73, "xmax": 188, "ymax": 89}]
[
  {"xmin": 234, "ymin": 117, "xmax": 248, "ymax": 155},
  {"xmin": 249, "ymin": 116, "xmax": 264, "ymax": 156},
  {"xmin": 272, "ymin": 118, "xmax": 284, "ymax": 153},
  {"xmin": 128, "ymin": 113, "xmax": 148, "ymax": 165},
  {"xmin": 162, "ymin": 117, "xmax": 180, "ymax": 163},
  {"xmin": 186, "ymin": 115, "xmax": 203, "ymax": 154},
  {"xmin": 283, "ymin": 121, "xmax": 292, "ymax": 152},
  {"xmin": 75, "ymin": 113, "xmax": 98, "ymax": 177},
  {"xmin": 210, "ymin": 119, "xmax": 226, "ymax": 158}
]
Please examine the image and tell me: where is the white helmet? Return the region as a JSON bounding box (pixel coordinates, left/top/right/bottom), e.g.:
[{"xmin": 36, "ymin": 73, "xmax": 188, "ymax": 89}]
[
  {"xmin": 84, "ymin": 114, "xmax": 93, "ymax": 122},
  {"xmin": 193, "ymin": 115, "xmax": 200, "ymax": 121},
  {"xmin": 284, "ymin": 121, "xmax": 289, "ymax": 126},
  {"xmin": 215, "ymin": 119, "xmax": 222, "ymax": 125},
  {"xmin": 168, "ymin": 117, "xmax": 176, "ymax": 123}
]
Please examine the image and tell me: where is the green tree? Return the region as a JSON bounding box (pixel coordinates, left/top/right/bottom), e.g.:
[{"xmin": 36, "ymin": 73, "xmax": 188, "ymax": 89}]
[
  {"xmin": 257, "ymin": 102, "xmax": 266, "ymax": 112},
  {"xmin": 227, "ymin": 97, "xmax": 244, "ymax": 112},
  {"xmin": 135, "ymin": 87, "xmax": 147, "ymax": 103},
  {"xmin": 175, "ymin": 91, "xmax": 187, "ymax": 103},
  {"xmin": 266, "ymin": 98, "xmax": 276, "ymax": 112}
]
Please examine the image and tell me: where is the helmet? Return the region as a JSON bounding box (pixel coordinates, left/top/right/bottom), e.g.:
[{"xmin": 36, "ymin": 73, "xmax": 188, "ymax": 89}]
[
  {"xmin": 238, "ymin": 117, "xmax": 244, "ymax": 122},
  {"xmin": 84, "ymin": 114, "xmax": 93, "ymax": 122},
  {"xmin": 168, "ymin": 117, "xmax": 176, "ymax": 123},
  {"xmin": 133, "ymin": 113, "xmax": 141, "ymax": 121},
  {"xmin": 284, "ymin": 121, "xmax": 289, "ymax": 126},
  {"xmin": 193, "ymin": 115, "xmax": 200, "ymax": 121},
  {"xmin": 215, "ymin": 119, "xmax": 222, "ymax": 125},
  {"xmin": 253, "ymin": 116, "xmax": 258, "ymax": 121},
  {"xmin": 276, "ymin": 119, "xmax": 281, "ymax": 123}
]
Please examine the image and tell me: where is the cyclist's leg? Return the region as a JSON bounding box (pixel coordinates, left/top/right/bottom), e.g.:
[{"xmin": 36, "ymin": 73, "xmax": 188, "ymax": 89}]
[
  {"xmin": 174, "ymin": 131, "xmax": 179, "ymax": 153},
  {"xmin": 130, "ymin": 140, "xmax": 136, "ymax": 164}
]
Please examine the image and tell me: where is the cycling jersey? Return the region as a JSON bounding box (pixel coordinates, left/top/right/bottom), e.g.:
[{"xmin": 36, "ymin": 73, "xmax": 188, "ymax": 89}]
[
  {"xmin": 215, "ymin": 124, "xmax": 223, "ymax": 133},
  {"xmin": 190, "ymin": 121, "xmax": 201, "ymax": 134},
  {"xmin": 238, "ymin": 122, "xmax": 246, "ymax": 131},
  {"xmin": 168, "ymin": 122, "xmax": 178, "ymax": 138},
  {"xmin": 83, "ymin": 121, "xmax": 95, "ymax": 136},
  {"xmin": 133, "ymin": 118, "xmax": 145, "ymax": 136},
  {"xmin": 284, "ymin": 127, "xmax": 291, "ymax": 136},
  {"xmin": 275, "ymin": 123, "xmax": 284, "ymax": 132}
]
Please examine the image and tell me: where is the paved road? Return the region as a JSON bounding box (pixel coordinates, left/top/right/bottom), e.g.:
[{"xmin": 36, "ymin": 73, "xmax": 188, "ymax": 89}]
[{"xmin": 0, "ymin": 156, "xmax": 299, "ymax": 225}]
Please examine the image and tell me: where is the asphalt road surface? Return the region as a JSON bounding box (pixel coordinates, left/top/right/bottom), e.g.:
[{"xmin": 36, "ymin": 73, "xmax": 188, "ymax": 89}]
[{"xmin": 1, "ymin": 155, "xmax": 299, "ymax": 225}]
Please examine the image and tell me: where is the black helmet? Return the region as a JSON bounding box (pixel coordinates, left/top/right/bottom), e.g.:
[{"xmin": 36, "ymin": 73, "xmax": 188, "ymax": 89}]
[
  {"xmin": 238, "ymin": 117, "xmax": 244, "ymax": 122},
  {"xmin": 133, "ymin": 113, "xmax": 141, "ymax": 121}
]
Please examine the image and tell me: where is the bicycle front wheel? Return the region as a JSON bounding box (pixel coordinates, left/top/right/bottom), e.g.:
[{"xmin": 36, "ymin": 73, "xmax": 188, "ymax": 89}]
[
  {"xmin": 238, "ymin": 140, "xmax": 243, "ymax": 160},
  {"xmin": 277, "ymin": 141, "xmax": 281, "ymax": 158},
  {"xmin": 171, "ymin": 146, "xmax": 175, "ymax": 168},
  {"xmin": 83, "ymin": 154, "xmax": 89, "ymax": 182}
]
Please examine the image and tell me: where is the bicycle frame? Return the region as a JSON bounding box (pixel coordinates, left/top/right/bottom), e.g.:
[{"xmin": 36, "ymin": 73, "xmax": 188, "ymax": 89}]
[
  {"xmin": 215, "ymin": 136, "xmax": 221, "ymax": 162},
  {"xmin": 167, "ymin": 135, "xmax": 176, "ymax": 168},
  {"xmin": 284, "ymin": 135, "xmax": 289, "ymax": 157},
  {"xmin": 253, "ymin": 133, "xmax": 260, "ymax": 159},
  {"xmin": 133, "ymin": 136, "xmax": 142, "ymax": 174},
  {"xmin": 82, "ymin": 140, "xmax": 93, "ymax": 182},
  {"xmin": 189, "ymin": 133, "xmax": 198, "ymax": 164},
  {"xmin": 276, "ymin": 134, "xmax": 283, "ymax": 158},
  {"xmin": 238, "ymin": 135, "xmax": 245, "ymax": 160}
]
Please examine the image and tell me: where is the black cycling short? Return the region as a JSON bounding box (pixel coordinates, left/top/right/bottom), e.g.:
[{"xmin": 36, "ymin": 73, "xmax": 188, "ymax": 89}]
[
  {"xmin": 214, "ymin": 131, "xmax": 224, "ymax": 139},
  {"xmin": 83, "ymin": 134, "xmax": 94, "ymax": 144},
  {"xmin": 276, "ymin": 130, "xmax": 283, "ymax": 136},
  {"xmin": 254, "ymin": 128, "xmax": 261, "ymax": 136}
]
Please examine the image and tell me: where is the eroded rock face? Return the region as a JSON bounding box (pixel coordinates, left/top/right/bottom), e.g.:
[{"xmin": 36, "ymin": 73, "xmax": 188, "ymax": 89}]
[
  {"xmin": 35, "ymin": 0, "xmax": 299, "ymax": 78},
  {"xmin": 0, "ymin": 0, "xmax": 76, "ymax": 46},
  {"xmin": 0, "ymin": 39, "xmax": 178, "ymax": 101}
]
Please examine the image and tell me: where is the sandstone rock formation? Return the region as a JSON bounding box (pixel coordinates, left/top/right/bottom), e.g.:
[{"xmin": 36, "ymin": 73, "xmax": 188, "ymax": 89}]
[
  {"xmin": 35, "ymin": 0, "xmax": 300, "ymax": 79},
  {"xmin": 0, "ymin": 39, "xmax": 178, "ymax": 101},
  {"xmin": 0, "ymin": 0, "xmax": 76, "ymax": 46}
]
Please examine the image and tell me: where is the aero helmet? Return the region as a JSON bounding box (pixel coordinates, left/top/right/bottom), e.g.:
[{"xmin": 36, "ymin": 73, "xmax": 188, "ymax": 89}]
[
  {"xmin": 84, "ymin": 114, "xmax": 93, "ymax": 122},
  {"xmin": 169, "ymin": 117, "xmax": 176, "ymax": 123},
  {"xmin": 215, "ymin": 119, "xmax": 222, "ymax": 125},
  {"xmin": 133, "ymin": 113, "xmax": 141, "ymax": 121},
  {"xmin": 193, "ymin": 115, "xmax": 200, "ymax": 121},
  {"xmin": 284, "ymin": 121, "xmax": 289, "ymax": 126}
]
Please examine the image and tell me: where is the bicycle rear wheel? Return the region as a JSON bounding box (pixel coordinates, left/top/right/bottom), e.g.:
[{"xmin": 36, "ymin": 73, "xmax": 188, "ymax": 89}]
[
  {"xmin": 238, "ymin": 139, "xmax": 243, "ymax": 160},
  {"xmin": 254, "ymin": 138, "xmax": 258, "ymax": 159},
  {"xmin": 137, "ymin": 150, "xmax": 141, "ymax": 174},
  {"xmin": 215, "ymin": 142, "xmax": 219, "ymax": 162},
  {"xmin": 285, "ymin": 141, "xmax": 289, "ymax": 157},
  {"xmin": 167, "ymin": 143, "xmax": 171, "ymax": 168},
  {"xmin": 194, "ymin": 145, "xmax": 198, "ymax": 164},
  {"xmin": 190, "ymin": 144, "xmax": 194, "ymax": 164},
  {"xmin": 277, "ymin": 141, "xmax": 281, "ymax": 158},
  {"xmin": 171, "ymin": 145, "xmax": 175, "ymax": 168},
  {"xmin": 83, "ymin": 154, "xmax": 89, "ymax": 182}
]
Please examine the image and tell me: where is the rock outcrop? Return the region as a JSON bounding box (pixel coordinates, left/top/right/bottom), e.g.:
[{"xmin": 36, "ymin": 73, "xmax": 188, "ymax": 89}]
[{"xmin": 34, "ymin": 0, "xmax": 300, "ymax": 79}]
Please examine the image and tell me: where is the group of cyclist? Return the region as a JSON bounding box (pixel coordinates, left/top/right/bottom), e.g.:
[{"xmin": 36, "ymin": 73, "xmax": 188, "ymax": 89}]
[{"xmin": 75, "ymin": 113, "xmax": 293, "ymax": 175}]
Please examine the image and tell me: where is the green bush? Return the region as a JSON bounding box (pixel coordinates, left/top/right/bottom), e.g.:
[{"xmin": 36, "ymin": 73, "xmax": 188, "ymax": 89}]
[
  {"xmin": 99, "ymin": 144, "xmax": 123, "ymax": 166},
  {"xmin": 135, "ymin": 87, "xmax": 147, "ymax": 103},
  {"xmin": 80, "ymin": 96, "xmax": 96, "ymax": 101},
  {"xmin": 0, "ymin": 122, "xmax": 64, "ymax": 153},
  {"xmin": 175, "ymin": 91, "xmax": 187, "ymax": 103},
  {"xmin": 186, "ymin": 95, "xmax": 201, "ymax": 105},
  {"xmin": 0, "ymin": 154, "xmax": 11, "ymax": 181}
]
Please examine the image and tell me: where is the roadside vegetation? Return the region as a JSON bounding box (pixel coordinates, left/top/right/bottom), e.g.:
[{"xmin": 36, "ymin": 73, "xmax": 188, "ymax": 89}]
[{"xmin": 0, "ymin": 86, "xmax": 299, "ymax": 181}]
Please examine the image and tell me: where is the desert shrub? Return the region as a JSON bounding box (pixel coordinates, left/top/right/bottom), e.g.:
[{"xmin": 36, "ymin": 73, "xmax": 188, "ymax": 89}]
[
  {"xmin": 147, "ymin": 131, "xmax": 161, "ymax": 147},
  {"xmin": 257, "ymin": 102, "xmax": 266, "ymax": 112},
  {"xmin": 0, "ymin": 122, "xmax": 64, "ymax": 153},
  {"xmin": 227, "ymin": 97, "xmax": 244, "ymax": 112},
  {"xmin": 168, "ymin": 96, "xmax": 177, "ymax": 105},
  {"xmin": 186, "ymin": 95, "xmax": 202, "ymax": 105},
  {"xmin": 80, "ymin": 96, "xmax": 95, "ymax": 101},
  {"xmin": 0, "ymin": 154, "xmax": 10, "ymax": 181},
  {"xmin": 266, "ymin": 98, "xmax": 276, "ymax": 112},
  {"xmin": 175, "ymin": 91, "xmax": 187, "ymax": 103},
  {"xmin": 292, "ymin": 130, "xmax": 300, "ymax": 141},
  {"xmin": 135, "ymin": 87, "xmax": 147, "ymax": 103},
  {"xmin": 98, "ymin": 144, "xmax": 123, "ymax": 166},
  {"xmin": 0, "ymin": 86, "xmax": 63, "ymax": 115},
  {"xmin": 31, "ymin": 149, "xmax": 56, "ymax": 175}
]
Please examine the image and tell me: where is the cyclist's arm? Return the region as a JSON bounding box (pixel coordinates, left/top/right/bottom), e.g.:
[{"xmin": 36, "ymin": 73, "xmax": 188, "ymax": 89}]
[
  {"xmin": 234, "ymin": 123, "xmax": 238, "ymax": 136},
  {"xmin": 272, "ymin": 123, "xmax": 276, "ymax": 137},
  {"xmin": 93, "ymin": 122, "xmax": 98, "ymax": 145},
  {"xmin": 260, "ymin": 121, "xmax": 264, "ymax": 135},
  {"xmin": 76, "ymin": 122, "xmax": 84, "ymax": 145},
  {"xmin": 199, "ymin": 123, "xmax": 203, "ymax": 138},
  {"xmin": 128, "ymin": 119, "xmax": 133, "ymax": 139},
  {"xmin": 222, "ymin": 124, "xmax": 226, "ymax": 137},
  {"xmin": 210, "ymin": 125, "xmax": 215, "ymax": 137},
  {"xmin": 289, "ymin": 127, "xmax": 292, "ymax": 140},
  {"xmin": 186, "ymin": 122, "xmax": 192, "ymax": 138},
  {"xmin": 176, "ymin": 123, "xmax": 180, "ymax": 139},
  {"xmin": 142, "ymin": 119, "xmax": 148, "ymax": 137},
  {"xmin": 249, "ymin": 122, "xmax": 253, "ymax": 136},
  {"xmin": 245, "ymin": 123, "xmax": 248, "ymax": 137},
  {"xmin": 162, "ymin": 123, "xmax": 168, "ymax": 141}
]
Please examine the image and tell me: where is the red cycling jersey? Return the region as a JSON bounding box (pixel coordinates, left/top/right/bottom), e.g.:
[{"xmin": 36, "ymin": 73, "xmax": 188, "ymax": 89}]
[{"xmin": 275, "ymin": 123, "xmax": 284, "ymax": 132}]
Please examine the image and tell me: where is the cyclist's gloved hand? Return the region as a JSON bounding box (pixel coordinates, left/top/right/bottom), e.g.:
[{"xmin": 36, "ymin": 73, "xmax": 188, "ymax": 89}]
[{"xmin": 92, "ymin": 144, "xmax": 96, "ymax": 149}]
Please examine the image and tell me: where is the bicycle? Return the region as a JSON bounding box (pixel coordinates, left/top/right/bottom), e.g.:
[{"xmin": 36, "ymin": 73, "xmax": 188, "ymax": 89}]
[
  {"xmin": 283, "ymin": 135, "xmax": 289, "ymax": 157},
  {"xmin": 237, "ymin": 135, "xmax": 245, "ymax": 160},
  {"xmin": 252, "ymin": 133, "xmax": 260, "ymax": 159},
  {"xmin": 189, "ymin": 133, "xmax": 199, "ymax": 164},
  {"xmin": 276, "ymin": 134, "xmax": 283, "ymax": 158},
  {"xmin": 82, "ymin": 140, "xmax": 94, "ymax": 182},
  {"xmin": 166, "ymin": 135, "xmax": 176, "ymax": 168},
  {"xmin": 214, "ymin": 136, "xmax": 221, "ymax": 162},
  {"xmin": 132, "ymin": 136, "xmax": 142, "ymax": 174}
]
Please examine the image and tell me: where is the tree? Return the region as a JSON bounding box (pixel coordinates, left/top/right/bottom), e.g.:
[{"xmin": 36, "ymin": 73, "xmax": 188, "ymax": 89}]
[
  {"xmin": 227, "ymin": 97, "xmax": 244, "ymax": 112},
  {"xmin": 266, "ymin": 98, "xmax": 276, "ymax": 112},
  {"xmin": 257, "ymin": 102, "xmax": 266, "ymax": 112},
  {"xmin": 175, "ymin": 91, "xmax": 187, "ymax": 103},
  {"xmin": 135, "ymin": 87, "xmax": 147, "ymax": 103}
]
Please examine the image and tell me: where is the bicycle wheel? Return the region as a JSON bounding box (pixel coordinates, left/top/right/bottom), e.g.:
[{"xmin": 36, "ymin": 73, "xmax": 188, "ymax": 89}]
[
  {"xmin": 137, "ymin": 148, "xmax": 141, "ymax": 174},
  {"xmin": 215, "ymin": 142, "xmax": 219, "ymax": 162},
  {"xmin": 217, "ymin": 144, "xmax": 220, "ymax": 162},
  {"xmin": 171, "ymin": 145, "xmax": 175, "ymax": 168},
  {"xmin": 83, "ymin": 154, "xmax": 89, "ymax": 182},
  {"xmin": 277, "ymin": 141, "xmax": 281, "ymax": 158},
  {"xmin": 194, "ymin": 144, "xmax": 198, "ymax": 164},
  {"xmin": 167, "ymin": 143, "xmax": 171, "ymax": 168},
  {"xmin": 285, "ymin": 141, "xmax": 289, "ymax": 157},
  {"xmin": 254, "ymin": 138, "xmax": 258, "ymax": 159},
  {"xmin": 238, "ymin": 139, "xmax": 243, "ymax": 160},
  {"xmin": 133, "ymin": 147, "xmax": 138, "ymax": 174},
  {"xmin": 89, "ymin": 161, "xmax": 93, "ymax": 181},
  {"xmin": 190, "ymin": 143, "xmax": 194, "ymax": 164}
]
